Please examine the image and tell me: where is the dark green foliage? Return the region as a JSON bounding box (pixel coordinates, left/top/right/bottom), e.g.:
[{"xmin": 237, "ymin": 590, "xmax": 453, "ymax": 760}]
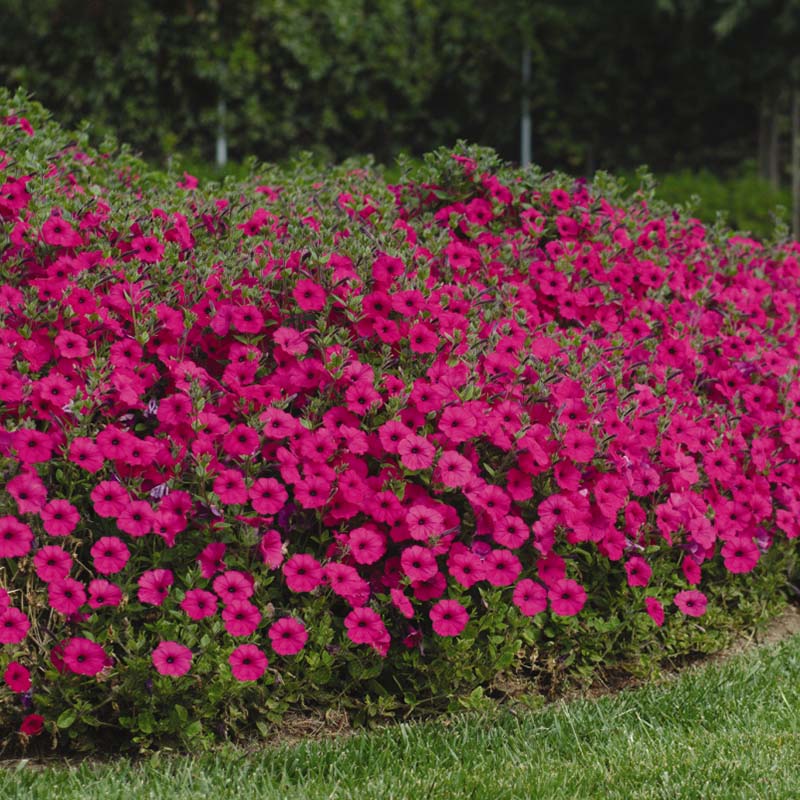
[{"xmin": 1, "ymin": 0, "xmax": 795, "ymax": 177}]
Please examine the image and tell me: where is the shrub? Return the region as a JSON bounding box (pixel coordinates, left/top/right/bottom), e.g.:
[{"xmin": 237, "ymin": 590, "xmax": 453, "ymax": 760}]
[
  {"xmin": 0, "ymin": 89, "xmax": 798, "ymax": 753},
  {"xmin": 626, "ymin": 167, "xmax": 791, "ymax": 242}
]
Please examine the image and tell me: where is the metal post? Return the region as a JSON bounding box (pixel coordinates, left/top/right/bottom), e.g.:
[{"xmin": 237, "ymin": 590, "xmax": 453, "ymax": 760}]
[
  {"xmin": 216, "ymin": 97, "xmax": 228, "ymax": 169},
  {"xmin": 521, "ymin": 47, "xmax": 532, "ymax": 167},
  {"xmin": 792, "ymin": 85, "xmax": 799, "ymax": 240}
]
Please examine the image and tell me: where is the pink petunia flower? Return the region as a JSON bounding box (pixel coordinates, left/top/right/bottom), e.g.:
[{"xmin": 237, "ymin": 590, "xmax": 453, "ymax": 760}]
[
  {"xmin": 294, "ymin": 476, "xmax": 331, "ymax": 509},
  {"xmin": 131, "ymin": 235, "xmax": 164, "ymax": 263},
  {"xmin": 408, "ymin": 323, "xmax": 439, "ymax": 354},
  {"xmin": 90, "ymin": 481, "xmax": 129, "ymax": 518},
  {"xmin": 259, "ymin": 529, "xmax": 285, "ymax": 569},
  {"xmin": 137, "ymin": 569, "xmax": 174, "ymax": 606},
  {"xmin": 6, "ymin": 471, "xmax": 47, "ymax": 513},
  {"xmin": 435, "ymin": 450, "xmax": 474, "ymax": 487},
  {"xmin": 55, "ymin": 330, "xmax": 90, "ymax": 359},
  {"xmin": 20, "ymin": 714, "xmax": 44, "ymax": 736},
  {"xmin": 548, "ymin": 578, "xmax": 587, "ymax": 617},
  {"xmin": 231, "ymin": 306, "xmax": 264, "ymax": 335},
  {"xmin": 3, "ymin": 661, "xmax": 31, "ymax": 692},
  {"xmin": 493, "ymin": 516, "xmax": 530, "ymax": 549},
  {"xmin": 14, "ymin": 429, "xmax": 53, "ymax": 463},
  {"xmin": 536, "ymin": 552, "xmax": 567, "ymax": 586},
  {"xmin": 411, "ymin": 571, "xmax": 447, "ymax": 602},
  {"xmin": 213, "ymin": 469, "xmax": 248, "ymax": 505},
  {"xmin": 645, "ymin": 596, "xmax": 665, "ymax": 626},
  {"xmin": 397, "ymin": 434, "xmax": 436, "ymax": 471},
  {"xmin": 67, "ymin": 437, "xmax": 104, "ymax": 473},
  {"xmin": 0, "ymin": 607, "xmax": 29, "ymax": 644},
  {"xmin": 624, "ymin": 556, "xmax": 652, "ymax": 588},
  {"xmin": 33, "ymin": 545, "xmax": 72, "ymax": 583},
  {"xmin": 405, "ymin": 505, "xmax": 445, "ymax": 541},
  {"xmin": 345, "ymin": 381, "xmax": 382, "ymax": 416},
  {"xmin": 536, "ymin": 494, "xmax": 575, "ymax": 532},
  {"xmin": 512, "ymin": 579, "xmax": 548, "ymax": 617},
  {"xmin": 400, "ymin": 545, "xmax": 438, "ymax": 582},
  {"xmin": 344, "ymin": 607, "xmax": 388, "ymax": 646},
  {"xmin": 229, "ymin": 644, "xmax": 268, "ymax": 681},
  {"xmin": 429, "ymin": 599, "xmax": 469, "ymax": 637},
  {"xmin": 0, "ymin": 516, "xmax": 33, "ymax": 558},
  {"xmin": 485, "ymin": 549, "xmax": 522, "ymax": 586},
  {"xmin": 293, "ymin": 279, "xmax": 326, "ymax": 312},
  {"xmin": 40, "ymin": 499, "xmax": 79, "ymax": 537},
  {"xmin": 222, "ymin": 600, "xmax": 262, "ymax": 637},
  {"xmin": 222, "ymin": 423, "xmax": 260, "ymax": 458},
  {"xmin": 378, "ymin": 419, "xmax": 413, "ymax": 454},
  {"xmin": 269, "ymin": 617, "xmax": 308, "ymax": 655},
  {"xmin": 260, "ymin": 408, "xmax": 298, "ymax": 439},
  {"xmin": 674, "ymin": 589, "xmax": 707, "ymax": 617},
  {"xmin": 180, "ymin": 588, "xmax": 218, "ymax": 620},
  {"xmin": 117, "ymin": 500, "xmax": 155, "ymax": 537},
  {"xmin": 721, "ymin": 537, "xmax": 760, "ymax": 574},
  {"xmin": 249, "ymin": 477, "xmax": 288, "ymax": 515},
  {"xmin": 348, "ymin": 526, "xmax": 387, "ymax": 565},
  {"xmin": 87, "ymin": 579, "xmax": 123, "ymax": 609},
  {"xmin": 213, "ymin": 570, "xmax": 255, "ymax": 605},
  {"xmin": 448, "ymin": 548, "xmax": 486, "ymax": 588},
  {"xmin": 62, "ymin": 637, "xmax": 108, "ymax": 676},
  {"xmin": 283, "ymin": 553, "xmax": 324, "ymax": 593},
  {"xmin": 390, "ymin": 588, "xmax": 414, "ymax": 619},
  {"xmin": 325, "ymin": 562, "xmax": 370, "ymax": 605},
  {"xmin": 561, "ymin": 430, "xmax": 595, "ymax": 463},
  {"xmin": 366, "ymin": 490, "xmax": 404, "ymax": 524},
  {"xmin": 681, "ymin": 557, "xmax": 702, "ymax": 585},
  {"xmin": 593, "ymin": 473, "xmax": 628, "ymax": 520},
  {"xmin": 438, "ymin": 405, "xmax": 477, "ymax": 444},
  {"xmin": 48, "ymin": 577, "xmax": 87, "ymax": 615},
  {"xmin": 469, "ymin": 484, "xmax": 512, "ymax": 520},
  {"xmin": 152, "ymin": 641, "xmax": 192, "ymax": 677},
  {"xmin": 90, "ymin": 536, "xmax": 130, "ymax": 575},
  {"xmin": 197, "ymin": 541, "xmax": 226, "ymax": 578}
]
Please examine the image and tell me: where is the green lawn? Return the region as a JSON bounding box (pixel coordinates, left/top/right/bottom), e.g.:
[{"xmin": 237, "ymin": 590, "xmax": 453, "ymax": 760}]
[{"xmin": 3, "ymin": 631, "xmax": 800, "ymax": 800}]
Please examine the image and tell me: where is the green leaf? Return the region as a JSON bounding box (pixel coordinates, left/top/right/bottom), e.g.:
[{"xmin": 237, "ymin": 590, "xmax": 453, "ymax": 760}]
[
  {"xmin": 56, "ymin": 708, "xmax": 77, "ymax": 729},
  {"xmin": 137, "ymin": 710, "xmax": 155, "ymax": 734}
]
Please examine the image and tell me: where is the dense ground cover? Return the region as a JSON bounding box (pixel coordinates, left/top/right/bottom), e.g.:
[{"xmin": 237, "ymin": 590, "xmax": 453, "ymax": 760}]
[
  {"xmin": 0, "ymin": 88, "xmax": 799, "ymax": 752},
  {"xmin": 3, "ymin": 629, "xmax": 800, "ymax": 799}
]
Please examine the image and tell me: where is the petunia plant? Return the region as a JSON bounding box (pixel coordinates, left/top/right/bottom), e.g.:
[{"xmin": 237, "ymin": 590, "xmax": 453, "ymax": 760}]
[{"xmin": 0, "ymin": 88, "xmax": 797, "ymax": 752}]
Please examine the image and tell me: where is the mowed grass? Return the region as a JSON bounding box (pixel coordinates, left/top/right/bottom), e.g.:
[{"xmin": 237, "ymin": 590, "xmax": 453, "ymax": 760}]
[{"xmin": 3, "ymin": 632, "xmax": 800, "ymax": 800}]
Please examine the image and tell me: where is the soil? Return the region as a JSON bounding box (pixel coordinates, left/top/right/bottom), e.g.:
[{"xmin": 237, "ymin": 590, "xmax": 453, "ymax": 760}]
[{"xmin": 711, "ymin": 603, "xmax": 800, "ymax": 655}]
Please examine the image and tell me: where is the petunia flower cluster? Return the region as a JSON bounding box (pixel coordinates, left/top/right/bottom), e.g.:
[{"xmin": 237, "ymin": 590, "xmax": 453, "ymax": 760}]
[{"xmin": 0, "ymin": 91, "xmax": 799, "ymax": 743}]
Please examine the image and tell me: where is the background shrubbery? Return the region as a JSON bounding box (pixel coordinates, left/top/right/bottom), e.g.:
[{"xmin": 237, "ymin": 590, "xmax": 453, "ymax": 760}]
[
  {"xmin": 629, "ymin": 167, "xmax": 792, "ymax": 242},
  {"xmin": 1, "ymin": 0, "xmax": 797, "ymax": 182}
]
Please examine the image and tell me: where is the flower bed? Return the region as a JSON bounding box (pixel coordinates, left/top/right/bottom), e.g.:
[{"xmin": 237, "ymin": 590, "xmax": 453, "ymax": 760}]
[{"xmin": 0, "ymin": 89, "xmax": 798, "ymax": 751}]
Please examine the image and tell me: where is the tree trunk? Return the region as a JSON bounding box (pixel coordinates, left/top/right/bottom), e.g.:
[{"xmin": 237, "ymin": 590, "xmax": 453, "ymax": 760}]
[
  {"xmin": 792, "ymin": 85, "xmax": 799, "ymax": 240},
  {"xmin": 585, "ymin": 143, "xmax": 596, "ymax": 178}
]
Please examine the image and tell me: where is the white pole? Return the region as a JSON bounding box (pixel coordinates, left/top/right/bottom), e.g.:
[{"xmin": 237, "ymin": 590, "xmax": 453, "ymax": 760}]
[
  {"xmin": 216, "ymin": 97, "xmax": 228, "ymax": 168},
  {"xmin": 521, "ymin": 47, "xmax": 532, "ymax": 167},
  {"xmin": 792, "ymin": 85, "xmax": 799, "ymax": 240}
]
